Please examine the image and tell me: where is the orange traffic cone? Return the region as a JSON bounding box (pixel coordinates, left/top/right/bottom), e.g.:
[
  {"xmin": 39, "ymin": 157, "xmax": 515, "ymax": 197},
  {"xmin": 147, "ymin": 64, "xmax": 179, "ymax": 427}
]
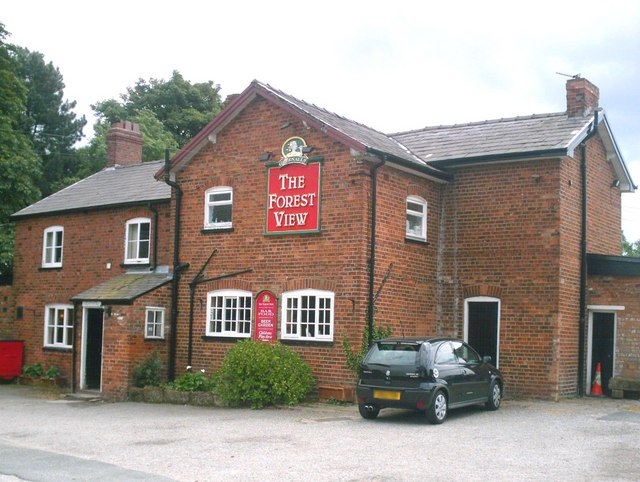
[{"xmin": 591, "ymin": 362, "xmax": 603, "ymax": 396}]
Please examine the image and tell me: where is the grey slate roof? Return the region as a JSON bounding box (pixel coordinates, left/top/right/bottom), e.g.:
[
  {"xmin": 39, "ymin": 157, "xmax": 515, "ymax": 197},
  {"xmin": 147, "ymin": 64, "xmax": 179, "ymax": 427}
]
[
  {"xmin": 390, "ymin": 112, "xmax": 592, "ymax": 166},
  {"xmin": 71, "ymin": 272, "xmax": 172, "ymax": 304},
  {"xmin": 12, "ymin": 160, "xmax": 171, "ymax": 219},
  {"xmin": 257, "ymin": 82, "xmax": 429, "ymax": 168}
]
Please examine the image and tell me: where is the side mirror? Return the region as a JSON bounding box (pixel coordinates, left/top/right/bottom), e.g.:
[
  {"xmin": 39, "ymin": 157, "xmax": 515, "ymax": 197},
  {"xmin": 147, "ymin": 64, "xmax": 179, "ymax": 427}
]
[{"xmin": 482, "ymin": 355, "xmax": 492, "ymax": 364}]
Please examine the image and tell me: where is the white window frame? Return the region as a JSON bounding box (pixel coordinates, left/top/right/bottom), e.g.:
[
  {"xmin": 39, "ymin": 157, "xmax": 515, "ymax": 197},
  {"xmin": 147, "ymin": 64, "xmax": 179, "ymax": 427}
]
[
  {"xmin": 204, "ymin": 186, "xmax": 233, "ymax": 229},
  {"xmin": 124, "ymin": 217, "xmax": 151, "ymax": 264},
  {"xmin": 406, "ymin": 195, "xmax": 427, "ymax": 241},
  {"xmin": 42, "ymin": 226, "xmax": 64, "ymax": 268},
  {"xmin": 281, "ymin": 289, "xmax": 334, "ymax": 342},
  {"xmin": 145, "ymin": 307, "xmax": 165, "ymax": 339},
  {"xmin": 44, "ymin": 304, "xmax": 74, "ymax": 348},
  {"xmin": 206, "ymin": 289, "xmax": 252, "ymax": 338}
]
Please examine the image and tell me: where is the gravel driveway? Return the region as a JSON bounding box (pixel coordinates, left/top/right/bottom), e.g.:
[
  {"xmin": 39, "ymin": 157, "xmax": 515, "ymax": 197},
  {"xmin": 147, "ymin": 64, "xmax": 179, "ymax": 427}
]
[{"xmin": 1, "ymin": 385, "xmax": 639, "ymax": 481}]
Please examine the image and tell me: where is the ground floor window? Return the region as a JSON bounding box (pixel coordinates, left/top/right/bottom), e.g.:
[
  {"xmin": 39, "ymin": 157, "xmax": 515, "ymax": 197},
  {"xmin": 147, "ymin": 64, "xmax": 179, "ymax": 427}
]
[
  {"xmin": 145, "ymin": 307, "xmax": 165, "ymax": 339},
  {"xmin": 44, "ymin": 304, "xmax": 73, "ymax": 348},
  {"xmin": 206, "ymin": 290, "xmax": 252, "ymax": 337},
  {"xmin": 281, "ymin": 289, "xmax": 334, "ymax": 341}
]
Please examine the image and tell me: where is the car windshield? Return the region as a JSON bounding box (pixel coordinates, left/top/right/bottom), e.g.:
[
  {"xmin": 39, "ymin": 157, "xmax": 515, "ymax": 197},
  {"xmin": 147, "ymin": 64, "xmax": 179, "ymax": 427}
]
[{"xmin": 366, "ymin": 342, "xmax": 420, "ymax": 366}]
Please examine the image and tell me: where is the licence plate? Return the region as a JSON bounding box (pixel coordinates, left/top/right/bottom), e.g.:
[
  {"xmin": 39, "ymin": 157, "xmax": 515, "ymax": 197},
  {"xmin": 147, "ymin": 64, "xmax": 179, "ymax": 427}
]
[{"xmin": 373, "ymin": 390, "xmax": 401, "ymax": 400}]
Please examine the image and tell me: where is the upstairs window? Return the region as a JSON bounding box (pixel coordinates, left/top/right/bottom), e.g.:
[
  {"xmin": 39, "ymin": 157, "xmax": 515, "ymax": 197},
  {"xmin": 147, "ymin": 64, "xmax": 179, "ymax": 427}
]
[
  {"xmin": 204, "ymin": 187, "xmax": 233, "ymax": 229},
  {"xmin": 125, "ymin": 217, "xmax": 150, "ymax": 264},
  {"xmin": 44, "ymin": 304, "xmax": 73, "ymax": 348},
  {"xmin": 406, "ymin": 196, "xmax": 427, "ymax": 241},
  {"xmin": 42, "ymin": 226, "xmax": 64, "ymax": 268},
  {"xmin": 206, "ymin": 290, "xmax": 252, "ymax": 338},
  {"xmin": 145, "ymin": 307, "xmax": 165, "ymax": 339},
  {"xmin": 281, "ymin": 289, "xmax": 334, "ymax": 342}
]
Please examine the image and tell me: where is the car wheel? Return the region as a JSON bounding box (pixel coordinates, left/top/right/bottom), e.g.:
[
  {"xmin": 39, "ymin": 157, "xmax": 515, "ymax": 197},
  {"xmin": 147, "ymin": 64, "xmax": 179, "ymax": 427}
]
[
  {"xmin": 426, "ymin": 390, "xmax": 447, "ymax": 424},
  {"xmin": 358, "ymin": 403, "xmax": 380, "ymax": 419},
  {"xmin": 485, "ymin": 380, "xmax": 501, "ymax": 411}
]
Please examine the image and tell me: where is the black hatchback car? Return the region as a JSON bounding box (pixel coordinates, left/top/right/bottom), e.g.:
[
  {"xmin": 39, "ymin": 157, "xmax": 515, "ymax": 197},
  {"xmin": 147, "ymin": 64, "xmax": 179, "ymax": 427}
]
[{"xmin": 356, "ymin": 337, "xmax": 504, "ymax": 424}]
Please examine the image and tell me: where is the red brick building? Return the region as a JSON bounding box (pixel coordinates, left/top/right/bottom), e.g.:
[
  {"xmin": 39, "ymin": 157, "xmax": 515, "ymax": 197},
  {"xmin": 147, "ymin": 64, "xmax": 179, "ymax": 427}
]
[{"xmin": 7, "ymin": 78, "xmax": 639, "ymax": 400}]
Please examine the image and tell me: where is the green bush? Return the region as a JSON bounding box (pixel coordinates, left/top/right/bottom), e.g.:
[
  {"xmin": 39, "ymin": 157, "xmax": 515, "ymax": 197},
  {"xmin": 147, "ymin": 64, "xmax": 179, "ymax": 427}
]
[
  {"xmin": 43, "ymin": 366, "xmax": 61, "ymax": 380},
  {"xmin": 342, "ymin": 324, "xmax": 391, "ymax": 375},
  {"xmin": 216, "ymin": 340, "xmax": 315, "ymax": 409},
  {"xmin": 133, "ymin": 351, "xmax": 163, "ymax": 388},
  {"xmin": 22, "ymin": 363, "xmax": 43, "ymax": 378},
  {"xmin": 165, "ymin": 367, "xmax": 215, "ymax": 392}
]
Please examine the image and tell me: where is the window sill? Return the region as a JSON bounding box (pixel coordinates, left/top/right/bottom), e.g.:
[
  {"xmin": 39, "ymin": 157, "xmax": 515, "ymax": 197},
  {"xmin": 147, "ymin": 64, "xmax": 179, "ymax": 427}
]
[
  {"xmin": 201, "ymin": 335, "xmax": 250, "ymax": 342},
  {"xmin": 43, "ymin": 346, "xmax": 72, "ymax": 353},
  {"xmin": 120, "ymin": 263, "xmax": 151, "ymax": 268},
  {"xmin": 39, "ymin": 266, "xmax": 63, "ymax": 272},
  {"xmin": 144, "ymin": 337, "xmax": 166, "ymax": 342},
  {"xmin": 280, "ymin": 339, "xmax": 334, "ymax": 347},
  {"xmin": 405, "ymin": 237, "xmax": 430, "ymax": 245},
  {"xmin": 201, "ymin": 227, "xmax": 234, "ymax": 235}
]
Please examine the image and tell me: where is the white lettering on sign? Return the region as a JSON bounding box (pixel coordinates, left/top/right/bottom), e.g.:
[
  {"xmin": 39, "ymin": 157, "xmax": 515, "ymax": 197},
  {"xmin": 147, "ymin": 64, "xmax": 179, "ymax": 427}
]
[
  {"xmin": 279, "ymin": 174, "xmax": 306, "ymax": 190},
  {"xmin": 268, "ymin": 193, "xmax": 317, "ymax": 210},
  {"xmin": 273, "ymin": 212, "xmax": 309, "ymax": 227}
]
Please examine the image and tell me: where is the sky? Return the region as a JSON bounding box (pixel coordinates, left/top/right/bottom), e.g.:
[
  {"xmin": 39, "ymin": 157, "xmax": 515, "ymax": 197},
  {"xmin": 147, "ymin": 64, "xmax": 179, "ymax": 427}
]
[{"xmin": 3, "ymin": 0, "xmax": 640, "ymax": 241}]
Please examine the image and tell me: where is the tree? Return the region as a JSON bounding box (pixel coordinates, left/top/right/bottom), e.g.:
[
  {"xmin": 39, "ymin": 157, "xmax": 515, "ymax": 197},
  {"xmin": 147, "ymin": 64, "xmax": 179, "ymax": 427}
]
[
  {"xmin": 12, "ymin": 46, "xmax": 86, "ymax": 196},
  {"xmin": 0, "ymin": 24, "xmax": 42, "ymax": 278},
  {"xmin": 93, "ymin": 70, "xmax": 223, "ymax": 147},
  {"xmin": 622, "ymin": 232, "xmax": 640, "ymax": 257}
]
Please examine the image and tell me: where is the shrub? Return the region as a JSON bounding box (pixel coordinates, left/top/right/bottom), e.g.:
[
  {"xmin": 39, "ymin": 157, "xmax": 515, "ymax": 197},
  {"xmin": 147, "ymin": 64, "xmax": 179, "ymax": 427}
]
[
  {"xmin": 216, "ymin": 340, "xmax": 315, "ymax": 409},
  {"xmin": 22, "ymin": 363, "xmax": 43, "ymax": 378},
  {"xmin": 133, "ymin": 351, "xmax": 163, "ymax": 388},
  {"xmin": 43, "ymin": 366, "xmax": 61, "ymax": 380},
  {"xmin": 165, "ymin": 367, "xmax": 215, "ymax": 392},
  {"xmin": 342, "ymin": 324, "xmax": 391, "ymax": 375}
]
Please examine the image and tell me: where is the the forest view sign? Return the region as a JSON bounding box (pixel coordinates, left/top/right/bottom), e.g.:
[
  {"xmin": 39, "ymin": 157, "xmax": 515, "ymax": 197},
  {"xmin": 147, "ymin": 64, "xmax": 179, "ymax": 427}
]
[{"xmin": 265, "ymin": 137, "xmax": 321, "ymax": 234}]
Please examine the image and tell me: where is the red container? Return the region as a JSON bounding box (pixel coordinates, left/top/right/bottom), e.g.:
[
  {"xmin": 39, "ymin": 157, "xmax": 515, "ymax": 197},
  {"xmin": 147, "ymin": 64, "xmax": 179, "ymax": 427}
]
[{"xmin": 0, "ymin": 340, "xmax": 24, "ymax": 381}]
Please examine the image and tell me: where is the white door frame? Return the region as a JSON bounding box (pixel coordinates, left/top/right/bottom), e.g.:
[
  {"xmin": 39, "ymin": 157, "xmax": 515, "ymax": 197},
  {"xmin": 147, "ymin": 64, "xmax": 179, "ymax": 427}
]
[
  {"xmin": 80, "ymin": 302, "xmax": 104, "ymax": 391},
  {"xmin": 586, "ymin": 305, "xmax": 622, "ymax": 395},
  {"xmin": 464, "ymin": 296, "xmax": 501, "ymax": 368}
]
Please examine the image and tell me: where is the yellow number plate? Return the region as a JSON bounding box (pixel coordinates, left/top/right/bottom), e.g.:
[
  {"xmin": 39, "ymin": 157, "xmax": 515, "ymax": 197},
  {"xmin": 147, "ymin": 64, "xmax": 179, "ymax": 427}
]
[{"xmin": 373, "ymin": 390, "xmax": 401, "ymax": 400}]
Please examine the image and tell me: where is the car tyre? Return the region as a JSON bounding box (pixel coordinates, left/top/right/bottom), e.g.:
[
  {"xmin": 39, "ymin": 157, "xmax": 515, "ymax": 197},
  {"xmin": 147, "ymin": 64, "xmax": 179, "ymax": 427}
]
[
  {"xmin": 426, "ymin": 390, "xmax": 447, "ymax": 424},
  {"xmin": 358, "ymin": 403, "xmax": 380, "ymax": 419},
  {"xmin": 485, "ymin": 380, "xmax": 501, "ymax": 411}
]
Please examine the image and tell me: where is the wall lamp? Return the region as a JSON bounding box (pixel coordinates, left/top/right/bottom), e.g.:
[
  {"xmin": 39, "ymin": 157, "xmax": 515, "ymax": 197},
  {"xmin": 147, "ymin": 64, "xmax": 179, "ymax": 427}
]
[
  {"xmin": 259, "ymin": 152, "xmax": 273, "ymax": 162},
  {"xmin": 611, "ymin": 179, "xmax": 621, "ymax": 188}
]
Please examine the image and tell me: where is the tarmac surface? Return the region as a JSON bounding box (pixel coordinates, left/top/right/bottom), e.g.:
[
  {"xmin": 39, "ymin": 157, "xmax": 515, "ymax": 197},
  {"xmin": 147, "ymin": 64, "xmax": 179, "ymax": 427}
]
[{"xmin": 1, "ymin": 385, "xmax": 639, "ymax": 481}]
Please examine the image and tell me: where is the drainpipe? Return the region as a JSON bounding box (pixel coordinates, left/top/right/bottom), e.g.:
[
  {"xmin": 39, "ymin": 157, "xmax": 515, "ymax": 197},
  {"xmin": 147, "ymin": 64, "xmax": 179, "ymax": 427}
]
[
  {"xmin": 163, "ymin": 148, "xmax": 186, "ymax": 381},
  {"xmin": 578, "ymin": 111, "xmax": 598, "ymax": 396},
  {"xmin": 367, "ymin": 157, "xmax": 386, "ymax": 346},
  {"xmin": 147, "ymin": 203, "xmax": 158, "ymax": 271},
  {"xmin": 71, "ymin": 301, "xmax": 80, "ymax": 393}
]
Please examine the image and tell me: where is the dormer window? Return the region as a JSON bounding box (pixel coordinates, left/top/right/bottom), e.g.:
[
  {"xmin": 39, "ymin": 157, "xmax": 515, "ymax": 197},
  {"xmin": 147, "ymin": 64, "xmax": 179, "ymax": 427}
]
[
  {"xmin": 125, "ymin": 217, "xmax": 150, "ymax": 264},
  {"xmin": 406, "ymin": 196, "xmax": 427, "ymax": 242},
  {"xmin": 204, "ymin": 187, "xmax": 233, "ymax": 230},
  {"xmin": 42, "ymin": 226, "xmax": 64, "ymax": 268}
]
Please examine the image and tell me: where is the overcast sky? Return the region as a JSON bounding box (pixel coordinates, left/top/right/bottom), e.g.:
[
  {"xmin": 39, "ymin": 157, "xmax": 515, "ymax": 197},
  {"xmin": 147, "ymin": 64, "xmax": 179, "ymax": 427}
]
[{"xmin": 4, "ymin": 0, "xmax": 640, "ymax": 241}]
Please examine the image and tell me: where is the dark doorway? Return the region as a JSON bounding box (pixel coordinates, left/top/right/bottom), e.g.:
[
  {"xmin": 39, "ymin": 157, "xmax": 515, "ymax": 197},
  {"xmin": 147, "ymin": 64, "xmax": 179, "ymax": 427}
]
[
  {"xmin": 591, "ymin": 312, "xmax": 615, "ymax": 396},
  {"xmin": 467, "ymin": 300, "xmax": 499, "ymax": 367},
  {"xmin": 84, "ymin": 308, "xmax": 104, "ymax": 390}
]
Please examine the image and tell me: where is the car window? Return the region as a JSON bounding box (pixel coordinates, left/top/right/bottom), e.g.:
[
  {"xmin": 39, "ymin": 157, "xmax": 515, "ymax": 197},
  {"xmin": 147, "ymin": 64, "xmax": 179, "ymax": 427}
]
[
  {"xmin": 367, "ymin": 343, "xmax": 419, "ymax": 366},
  {"xmin": 452, "ymin": 341, "xmax": 481, "ymax": 364},
  {"xmin": 434, "ymin": 342, "xmax": 458, "ymax": 365}
]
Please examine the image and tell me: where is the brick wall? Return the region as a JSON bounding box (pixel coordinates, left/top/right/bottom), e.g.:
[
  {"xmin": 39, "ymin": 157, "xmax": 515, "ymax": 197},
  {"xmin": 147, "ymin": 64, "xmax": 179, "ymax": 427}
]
[
  {"xmin": 12, "ymin": 202, "xmax": 172, "ymax": 391},
  {"xmin": 0, "ymin": 284, "xmax": 15, "ymax": 340},
  {"xmin": 588, "ymin": 275, "xmax": 640, "ymax": 379}
]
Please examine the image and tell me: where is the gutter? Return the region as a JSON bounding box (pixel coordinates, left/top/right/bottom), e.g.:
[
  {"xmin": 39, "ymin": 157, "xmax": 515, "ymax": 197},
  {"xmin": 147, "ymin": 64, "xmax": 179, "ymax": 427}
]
[{"xmin": 577, "ymin": 111, "xmax": 598, "ymax": 396}]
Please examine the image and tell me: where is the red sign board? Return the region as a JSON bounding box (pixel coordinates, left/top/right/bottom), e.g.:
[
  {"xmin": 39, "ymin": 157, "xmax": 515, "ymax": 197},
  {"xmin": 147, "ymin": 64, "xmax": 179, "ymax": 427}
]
[
  {"xmin": 266, "ymin": 162, "xmax": 321, "ymax": 234},
  {"xmin": 254, "ymin": 291, "xmax": 277, "ymax": 343}
]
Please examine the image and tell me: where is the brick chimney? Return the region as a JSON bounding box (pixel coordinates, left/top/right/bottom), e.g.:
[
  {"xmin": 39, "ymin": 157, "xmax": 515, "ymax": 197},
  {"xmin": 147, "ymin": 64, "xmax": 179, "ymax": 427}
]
[
  {"xmin": 106, "ymin": 121, "xmax": 143, "ymax": 167},
  {"xmin": 566, "ymin": 77, "xmax": 599, "ymax": 117}
]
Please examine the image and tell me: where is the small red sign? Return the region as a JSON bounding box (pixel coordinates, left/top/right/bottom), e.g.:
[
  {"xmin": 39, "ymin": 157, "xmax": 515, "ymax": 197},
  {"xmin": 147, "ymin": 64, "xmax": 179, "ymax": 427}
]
[
  {"xmin": 266, "ymin": 162, "xmax": 321, "ymax": 234},
  {"xmin": 254, "ymin": 291, "xmax": 277, "ymax": 343}
]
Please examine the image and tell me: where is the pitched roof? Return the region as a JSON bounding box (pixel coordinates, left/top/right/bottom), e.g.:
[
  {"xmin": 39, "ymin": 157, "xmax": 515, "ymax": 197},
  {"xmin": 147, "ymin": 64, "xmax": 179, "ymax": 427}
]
[
  {"xmin": 391, "ymin": 112, "xmax": 590, "ymax": 164},
  {"xmin": 12, "ymin": 160, "xmax": 171, "ymax": 219},
  {"xmin": 163, "ymin": 80, "xmax": 451, "ymax": 182},
  {"xmin": 71, "ymin": 272, "xmax": 172, "ymax": 304}
]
